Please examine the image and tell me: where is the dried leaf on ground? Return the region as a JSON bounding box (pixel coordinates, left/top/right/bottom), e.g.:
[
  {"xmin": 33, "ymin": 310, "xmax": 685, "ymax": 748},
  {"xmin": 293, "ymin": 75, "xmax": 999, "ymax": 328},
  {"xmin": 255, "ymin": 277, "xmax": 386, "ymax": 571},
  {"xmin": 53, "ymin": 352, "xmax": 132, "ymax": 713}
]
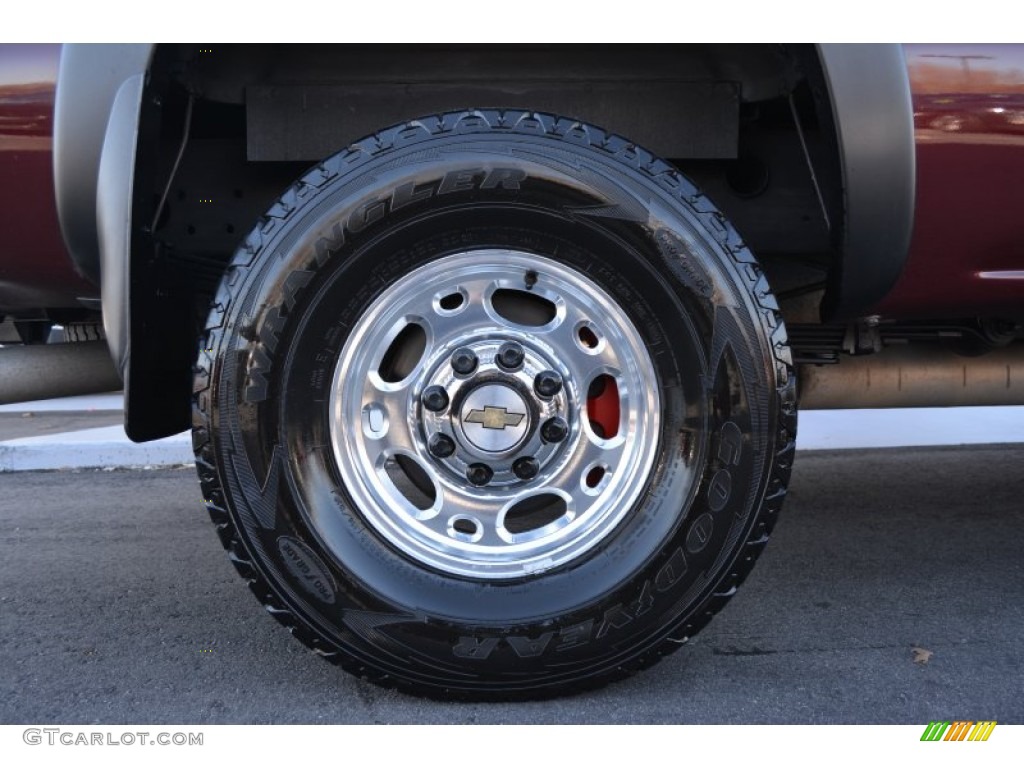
[{"xmin": 912, "ymin": 646, "xmax": 934, "ymax": 665}]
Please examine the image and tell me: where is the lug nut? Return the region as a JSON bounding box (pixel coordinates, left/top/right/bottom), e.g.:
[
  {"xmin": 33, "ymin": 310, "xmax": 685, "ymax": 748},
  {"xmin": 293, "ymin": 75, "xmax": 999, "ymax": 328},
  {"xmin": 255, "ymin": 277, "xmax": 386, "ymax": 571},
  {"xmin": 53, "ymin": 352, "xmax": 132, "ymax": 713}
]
[
  {"xmin": 451, "ymin": 347, "xmax": 478, "ymax": 376},
  {"xmin": 496, "ymin": 342, "xmax": 525, "ymax": 371},
  {"xmin": 541, "ymin": 417, "xmax": 569, "ymax": 443},
  {"xmin": 512, "ymin": 456, "xmax": 540, "ymax": 480},
  {"xmin": 466, "ymin": 463, "xmax": 494, "ymax": 486},
  {"xmin": 428, "ymin": 434, "xmax": 456, "ymax": 459},
  {"xmin": 422, "ymin": 385, "xmax": 449, "ymax": 412},
  {"xmin": 534, "ymin": 370, "xmax": 563, "ymax": 399}
]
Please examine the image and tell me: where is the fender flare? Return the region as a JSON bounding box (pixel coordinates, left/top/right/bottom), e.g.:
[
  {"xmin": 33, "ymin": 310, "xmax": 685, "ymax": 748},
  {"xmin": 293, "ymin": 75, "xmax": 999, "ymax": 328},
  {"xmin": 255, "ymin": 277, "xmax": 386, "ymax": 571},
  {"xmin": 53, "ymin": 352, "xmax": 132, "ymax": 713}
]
[
  {"xmin": 816, "ymin": 44, "xmax": 916, "ymax": 318},
  {"xmin": 53, "ymin": 44, "xmax": 153, "ymax": 285},
  {"xmin": 52, "ymin": 44, "xmax": 153, "ymax": 373}
]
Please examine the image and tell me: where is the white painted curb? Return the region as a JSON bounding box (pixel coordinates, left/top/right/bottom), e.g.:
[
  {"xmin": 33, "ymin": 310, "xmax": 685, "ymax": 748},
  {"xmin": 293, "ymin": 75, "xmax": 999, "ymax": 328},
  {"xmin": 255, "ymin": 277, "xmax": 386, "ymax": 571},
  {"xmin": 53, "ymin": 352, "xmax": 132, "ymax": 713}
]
[
  {"xmin": 0, "ymin": 425, "xmax": 192, "ymax": 471},
  {"xmin": 795, "ymin": 406, "xmax": 1024, "ymax": 450}
]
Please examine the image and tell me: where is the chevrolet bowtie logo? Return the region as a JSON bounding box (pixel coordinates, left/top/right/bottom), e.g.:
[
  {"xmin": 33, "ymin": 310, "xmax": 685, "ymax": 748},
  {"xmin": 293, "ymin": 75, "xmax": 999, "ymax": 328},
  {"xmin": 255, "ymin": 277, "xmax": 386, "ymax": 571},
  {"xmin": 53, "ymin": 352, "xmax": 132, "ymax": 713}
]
[{"xmin": 465, "ymin": 406, "xmax": 526, "ymax": 430}]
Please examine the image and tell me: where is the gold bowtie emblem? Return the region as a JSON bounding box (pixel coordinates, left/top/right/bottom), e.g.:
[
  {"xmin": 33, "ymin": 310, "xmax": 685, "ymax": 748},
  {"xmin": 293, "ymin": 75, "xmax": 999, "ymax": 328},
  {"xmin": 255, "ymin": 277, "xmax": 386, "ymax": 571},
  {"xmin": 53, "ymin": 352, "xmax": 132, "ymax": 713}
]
[{"xmin": 465, "ymin": 406, "xmax": 526, "ymax": 430}]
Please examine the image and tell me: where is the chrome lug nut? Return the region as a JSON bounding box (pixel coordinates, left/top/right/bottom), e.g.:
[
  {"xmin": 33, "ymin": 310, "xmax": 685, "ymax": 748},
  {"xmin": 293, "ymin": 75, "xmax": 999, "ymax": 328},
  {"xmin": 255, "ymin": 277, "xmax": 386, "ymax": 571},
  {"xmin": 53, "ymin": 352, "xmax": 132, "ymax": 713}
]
[
  {"xmin": 496, "ymin": 342, "xmax": 525, "ymax": 371},
  {"xmin": 512, "ymin": 456, "xmax": 540, "ymax": 480},
  {"xmin": 541, "ymin": 417, "xmax": 569, "ymax": 443},
  {"xmin": 466, "ymin": 463, "xmax": 494, "ymax": 486},
  {"xmin": 422, "ymin": 385, "xmax": 450, "ymax": 412},
  {"xmin": 451, "ymin": 347, "xmax": 478, "ymax": 376},
  {"xmin": 428, "ymin": 434, "xmax": 456, "ymax": 459},
  {"xmin": 534, "ymin": 370, "xmax": 563, "ymax": 399}
]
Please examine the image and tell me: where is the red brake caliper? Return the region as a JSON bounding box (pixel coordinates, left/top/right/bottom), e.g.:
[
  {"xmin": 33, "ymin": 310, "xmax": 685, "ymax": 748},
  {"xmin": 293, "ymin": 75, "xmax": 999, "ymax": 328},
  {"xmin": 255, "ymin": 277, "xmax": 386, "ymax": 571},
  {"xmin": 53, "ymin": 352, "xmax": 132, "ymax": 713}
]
[{"xmin": 586, "ymin": 376, "xmax": 620, "ymax": 439}]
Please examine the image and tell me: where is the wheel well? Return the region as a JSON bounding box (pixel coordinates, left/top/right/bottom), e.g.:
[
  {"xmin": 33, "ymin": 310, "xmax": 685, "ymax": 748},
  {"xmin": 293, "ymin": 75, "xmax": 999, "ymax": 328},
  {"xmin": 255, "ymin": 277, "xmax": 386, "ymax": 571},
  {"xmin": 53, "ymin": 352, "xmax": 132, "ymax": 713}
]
[{"xmin": 125, "ymin": 43, "xmax": 842, "ymax": 440}]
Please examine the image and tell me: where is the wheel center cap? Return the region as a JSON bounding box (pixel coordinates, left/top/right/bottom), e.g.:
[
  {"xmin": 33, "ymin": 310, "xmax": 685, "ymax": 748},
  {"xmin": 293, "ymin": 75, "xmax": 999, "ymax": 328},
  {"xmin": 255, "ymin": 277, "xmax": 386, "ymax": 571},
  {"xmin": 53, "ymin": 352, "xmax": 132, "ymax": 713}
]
[{"xmin": 458, "ymin": 383, "xmax": 530, "ymax": 454}]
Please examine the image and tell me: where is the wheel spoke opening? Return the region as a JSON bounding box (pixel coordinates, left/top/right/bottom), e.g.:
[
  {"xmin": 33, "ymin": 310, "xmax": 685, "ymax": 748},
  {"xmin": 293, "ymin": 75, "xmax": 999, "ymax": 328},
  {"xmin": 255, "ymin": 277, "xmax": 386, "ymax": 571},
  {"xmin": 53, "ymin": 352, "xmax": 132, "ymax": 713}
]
[
  {"xmin": 383, "ymin": 454, "xmax": 437, "ymax": 512},
  {"xmin": 378, "ymin": 321, "xmax": 427, "ymax": 383},
  {"xmin": 584, "ymin": 465, "xmax": 608, "ymax": 492},
  {"xmin": 587, "ymin": 374, "xmax": 620, "ymax": 439},
  {"xmin": 502, "ymin": 493, "xmax": 568, "ymax": 535},
  {"xmin": 361, "ymin": 402, "xmax": 389, "ymax": 440},
  {"xmin": 435, "ymin": 288, "xmax": 467, "ymax": 313},
  {"xmin": 491, "ymin": 288, "xmax": 557, "ymax": 327},
  {"xmin": 576, "ymin": 322, "xmax": 602, "ymax": 351},
  {"xmin": 448, "ymin": 516, "xmax": 484, "ymax": 543}
]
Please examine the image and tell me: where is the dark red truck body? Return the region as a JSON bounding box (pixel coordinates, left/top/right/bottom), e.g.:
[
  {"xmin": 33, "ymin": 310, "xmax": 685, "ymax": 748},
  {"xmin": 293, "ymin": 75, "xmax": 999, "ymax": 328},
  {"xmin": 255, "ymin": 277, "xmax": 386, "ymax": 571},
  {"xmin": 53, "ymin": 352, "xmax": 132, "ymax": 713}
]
[{"xmin": 873, "ymin": 44, "xmax": 1024, "ymax": 319}]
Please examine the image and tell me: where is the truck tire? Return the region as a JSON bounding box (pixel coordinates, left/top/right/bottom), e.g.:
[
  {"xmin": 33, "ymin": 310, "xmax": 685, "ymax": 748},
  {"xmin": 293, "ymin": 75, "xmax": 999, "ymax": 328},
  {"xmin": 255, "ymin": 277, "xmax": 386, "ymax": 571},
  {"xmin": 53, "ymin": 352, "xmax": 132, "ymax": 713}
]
[
  {"xmin": 192, "ymin": 110, "xmax": 796, "ymax": 699},
  {"xmin": 62, "ymin": 322, "xmax": 105, "ymax": 343}
]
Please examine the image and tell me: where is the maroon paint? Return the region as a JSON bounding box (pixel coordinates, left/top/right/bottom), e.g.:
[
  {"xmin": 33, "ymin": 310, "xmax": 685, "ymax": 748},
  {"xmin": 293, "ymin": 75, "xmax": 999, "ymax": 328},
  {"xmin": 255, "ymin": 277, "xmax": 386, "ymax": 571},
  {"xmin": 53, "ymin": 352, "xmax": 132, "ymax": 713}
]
[
  {"xmin": 871, "ymin": 44, "xmax": 1024, "ymax": 319},
  {"xmin": 0, "ymin": 44, "xmax": 96, "ymax": 313}
]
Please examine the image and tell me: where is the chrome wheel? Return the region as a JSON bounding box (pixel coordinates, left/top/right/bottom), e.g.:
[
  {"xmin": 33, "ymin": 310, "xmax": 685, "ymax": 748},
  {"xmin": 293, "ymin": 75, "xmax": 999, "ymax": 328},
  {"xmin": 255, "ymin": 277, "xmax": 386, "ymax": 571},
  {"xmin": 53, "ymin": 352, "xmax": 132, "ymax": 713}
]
[{"xmin": 330, "ymin": 249, "xmax": 660, "ymax": 579}]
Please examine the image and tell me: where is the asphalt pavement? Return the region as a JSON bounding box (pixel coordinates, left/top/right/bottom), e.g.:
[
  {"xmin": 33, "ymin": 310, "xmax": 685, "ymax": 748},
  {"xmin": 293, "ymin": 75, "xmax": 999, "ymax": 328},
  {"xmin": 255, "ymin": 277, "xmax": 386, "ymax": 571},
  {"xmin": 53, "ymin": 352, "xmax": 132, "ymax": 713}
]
[{"xmin": 2, "ymin": 445, "xmax": 1022, "ymax": 724}]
